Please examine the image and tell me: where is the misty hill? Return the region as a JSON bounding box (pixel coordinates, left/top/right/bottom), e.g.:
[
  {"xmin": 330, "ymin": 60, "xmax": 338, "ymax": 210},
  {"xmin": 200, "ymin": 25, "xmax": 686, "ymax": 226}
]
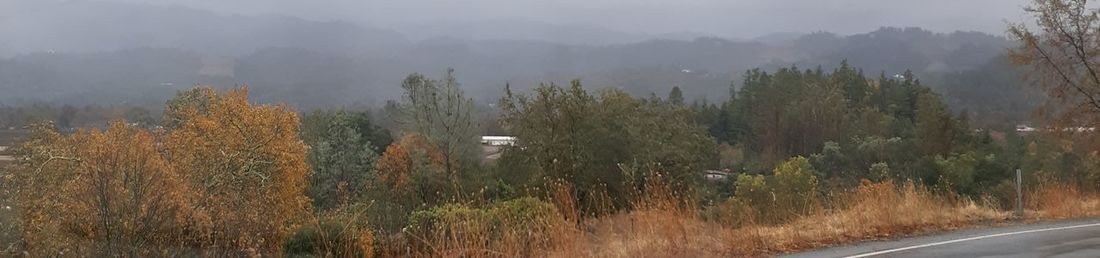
[
  {"xmin": 0, "ymin": 1, "xmax": 409, "ymax": 57},
  {"xmin": 788, "ymin": 28, "xmax": 1011, "ymax": 74},
  {"xmin": 395, "ymin": 19, "xmax": 710, "ymax": 46},
  {"xmin": 0, "ymin": 1, "xmax": 1017, "ymax": 117}
]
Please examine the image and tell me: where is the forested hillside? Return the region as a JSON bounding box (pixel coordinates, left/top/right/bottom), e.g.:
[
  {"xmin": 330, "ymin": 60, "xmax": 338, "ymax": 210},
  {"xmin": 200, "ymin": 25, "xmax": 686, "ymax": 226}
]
[{"xmin": 0, "ymin": 1, "xmax": 1017, "ymax": 118}]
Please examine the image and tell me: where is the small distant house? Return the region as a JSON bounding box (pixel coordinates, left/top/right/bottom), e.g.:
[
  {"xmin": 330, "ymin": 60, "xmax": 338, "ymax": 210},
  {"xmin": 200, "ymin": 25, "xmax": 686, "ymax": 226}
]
[
  {"xmin": 704, "ymin": 169, "xmax": 731, "ymax": 182},
  {"xmin": 1016, "ymin": 125, "xmax": 1036, "ymax": 133},
  {"xmin": 481, "ymin": 136, "xmax": 517, "ymax": 146}
]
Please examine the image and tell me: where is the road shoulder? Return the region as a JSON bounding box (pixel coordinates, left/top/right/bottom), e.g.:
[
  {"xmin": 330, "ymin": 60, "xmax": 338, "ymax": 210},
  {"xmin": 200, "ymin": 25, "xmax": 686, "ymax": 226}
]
[{"xmin": 783, "ymin": 217, "xmax": 1100, "ymax": 258}]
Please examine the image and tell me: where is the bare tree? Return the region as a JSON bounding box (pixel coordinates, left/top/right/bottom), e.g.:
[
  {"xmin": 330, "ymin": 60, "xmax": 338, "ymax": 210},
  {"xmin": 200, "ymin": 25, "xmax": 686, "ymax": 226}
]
[
  {"xmin": 398, "ymin": 69, "xmax": 479, "ymax": 181},
  {"xmin": 1010, "ymin": 0, "xmax": 1100, "ymax": 127}
]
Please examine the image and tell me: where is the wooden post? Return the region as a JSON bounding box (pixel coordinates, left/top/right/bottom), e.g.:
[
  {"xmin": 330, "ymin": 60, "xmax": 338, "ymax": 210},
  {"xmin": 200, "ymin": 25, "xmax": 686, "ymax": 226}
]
[{"xmin": 1015, "ymin": 168, "xmax": 1023, "ymax": 218}]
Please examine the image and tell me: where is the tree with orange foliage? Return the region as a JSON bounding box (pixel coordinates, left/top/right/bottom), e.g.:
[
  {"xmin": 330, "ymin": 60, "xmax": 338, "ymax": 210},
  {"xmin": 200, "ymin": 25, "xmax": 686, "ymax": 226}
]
[
  {"xmin": 11, "ymin": 86, "xmax": 314, "ymax": 255},
  {"xmin": 163, "ymin": 86, "xmax": 311, "ymax": 253},
  {"xmin": 14, "ymin": 122, "xmax": 190, "ymax": 256},
  {"xmin": 375, "ymin": 133, "xmax": 447, "ymax": 206}
]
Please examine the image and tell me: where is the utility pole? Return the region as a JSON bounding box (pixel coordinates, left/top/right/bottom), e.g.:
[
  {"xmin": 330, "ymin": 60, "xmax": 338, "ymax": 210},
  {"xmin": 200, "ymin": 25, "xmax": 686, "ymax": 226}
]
[{"xmin": 1015, "ymin": 168, "xmax": 1024, "ymax": 219}]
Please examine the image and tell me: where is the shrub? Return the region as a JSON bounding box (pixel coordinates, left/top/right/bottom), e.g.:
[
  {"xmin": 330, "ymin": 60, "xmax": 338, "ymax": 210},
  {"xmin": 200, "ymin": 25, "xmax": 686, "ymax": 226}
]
[
  {"xmin": 363, "ymin": 198, "xmax": 416, "ymax": 234},
  {"xmin": 407, "ymin": 203, "xmax": 491, "ymax": 237},
  {"xmin": 773, "ymin": 156, "xmax": 820, "ymax": 220},
  {"xmin": 490, "ymin": 197, "xmax": 560, "ymax": 230},
  {"xmin": 405, "ymin": 197, "xmax": 566, "ymax": 256},
  {"xmin": 1080, "ymin": 152, "xmax": 1100, "ymax": 192},
  {"xmin": 702, "ymin": 197, "xmax": 754, "ymax": 227},
  {"xmin": 732, "ymin": 173, "xmax": 771, "ymax": 222},
  {"xmin": 730, "ymin": 156, "xmax": 820, "ymax": 224},
  {"xmin": 284, "ymin": 209, "xmax": 375, "ymax": 258},
  {"xmin": 733, "ymin": 174, "xmax": 768, "ymax": 204},
  {"xmin": 935, "ymin": 152, "xmax": 976, "ymax": 191},
  {"xmin": 869, "ymin": 162, "xmax": 891, "ymax": 182}
]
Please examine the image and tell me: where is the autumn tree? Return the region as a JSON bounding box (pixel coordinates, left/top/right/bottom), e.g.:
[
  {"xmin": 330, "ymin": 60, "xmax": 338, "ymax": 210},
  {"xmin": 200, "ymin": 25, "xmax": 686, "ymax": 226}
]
[
  {"xmin": 163, "ymin": 86, "xmax": 311, "ymax": 253},
  {"xmin": 1009, "ymin": 0, "xmax": 1100, "ymax": 193},
  {"xmin": 11, "ymin": 86, "xmax": 319, "ymax": 255},
  {"xmin": 375, "ymin": 133, "xmax": 447, "ymax": 206},
  {"xmin": 366, "ymin": 133, "xmax": 448, "ymax": 232},
  {"xmin": 14, "ymin": 122, "xmax": 190, "ymax": 256},
  {"xmin": 1010, "ymin": 0, "xmax": 1100, "ymax": 133}
]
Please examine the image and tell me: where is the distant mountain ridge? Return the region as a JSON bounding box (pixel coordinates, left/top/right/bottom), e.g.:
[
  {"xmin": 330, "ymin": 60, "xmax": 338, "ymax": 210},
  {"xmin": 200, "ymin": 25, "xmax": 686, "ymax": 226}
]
[
  {"xmin": 0, "ymin": 1, "xmax": 1015, "ymax": 111},
  {"xmin": 394, "ymin": 19, "xmax": 712, "ymax": 46},
  {"xmin": 0, "ymin": 1, "xmax": 410, "ymax": 56}
]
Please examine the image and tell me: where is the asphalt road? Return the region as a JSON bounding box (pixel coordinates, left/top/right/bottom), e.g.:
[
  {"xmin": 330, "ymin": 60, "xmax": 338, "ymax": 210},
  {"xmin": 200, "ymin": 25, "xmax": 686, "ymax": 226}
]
[{"xmin": 785, "ymin": 218, "xmax": 1100, "ymax": 258}]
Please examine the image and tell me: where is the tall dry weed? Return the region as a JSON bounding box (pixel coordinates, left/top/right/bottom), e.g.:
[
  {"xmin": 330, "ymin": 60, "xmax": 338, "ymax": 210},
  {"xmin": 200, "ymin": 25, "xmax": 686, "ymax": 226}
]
[
  {"xmin": 1028, "ymin": 181, "xmax": 1100, "ymax": 219},
  {"xmin": 352, "ymin": 176, "xmax": 1090, "ymax": 257}
]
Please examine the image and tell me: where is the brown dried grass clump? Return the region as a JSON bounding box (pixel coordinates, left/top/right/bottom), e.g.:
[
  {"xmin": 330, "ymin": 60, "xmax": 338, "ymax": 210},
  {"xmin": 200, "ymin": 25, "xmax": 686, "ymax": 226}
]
[
  {"xmin": 547, "ymin": 172, "xmax": 730, "ymax": 258},
  {"xmin": 1028, "ymin": 182, "xmax": 1100, "ymax": 219},
  {"xmin": 388, "ymin": 179, "xmax": 1100, "ymax": 257},
  {"xmin": 550, "ymin": 180, "xmax": 1007, "ymax": 258},
  {"xmin": 561, "ymin": 208, "xmax": 730, "ymax": 258},
  {"xmin": 728, "ymin": 180, "xmax": 1007, "ymax": 255}
]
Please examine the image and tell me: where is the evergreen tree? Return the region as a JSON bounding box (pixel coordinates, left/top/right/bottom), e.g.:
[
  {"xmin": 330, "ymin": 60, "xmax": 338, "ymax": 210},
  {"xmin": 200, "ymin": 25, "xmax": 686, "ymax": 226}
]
[{"xmin": 668, "ymin": 86, "xmax": 685, "ymax": 105}]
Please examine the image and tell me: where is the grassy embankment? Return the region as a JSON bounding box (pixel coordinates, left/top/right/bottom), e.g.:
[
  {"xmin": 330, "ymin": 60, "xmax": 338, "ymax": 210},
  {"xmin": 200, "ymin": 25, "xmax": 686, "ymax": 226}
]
[{"xmin": 395, "ymin": 180, "xmax": 1098, "ymax": 257}]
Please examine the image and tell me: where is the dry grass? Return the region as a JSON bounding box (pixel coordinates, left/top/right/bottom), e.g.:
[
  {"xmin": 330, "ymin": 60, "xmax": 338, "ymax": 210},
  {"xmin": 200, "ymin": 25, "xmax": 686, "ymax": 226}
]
[
  {"xmin": 7, "ymin": 178, "xmax": 1098, "ymax": 257},
  {"xmin": 548, "ymin": 180, "xmax": 1009, "ymax": 257},
  {"xmin": 727, "ymin": 181, "xmax": 1008, "ymax": 255},
  {"xmin": 392, "ymin": 196, "xmax": 573, "ymax": 258},
  {"xmin": 382, "ymin": 180, "xmax": 1100, "ymax": 258},
  {"xmin": 557, "ymin": 209, "xmax": 729, "ymax": 258},
  {"xmin": 1028, "ymin": 182, "xmax": 1100, "ymax": 219}
]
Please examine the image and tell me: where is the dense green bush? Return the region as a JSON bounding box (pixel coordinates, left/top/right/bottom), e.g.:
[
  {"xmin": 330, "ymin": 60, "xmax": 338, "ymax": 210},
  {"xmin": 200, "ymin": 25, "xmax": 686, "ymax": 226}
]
[
  {"xmin": 869, "ymin": 162, "xmax": 891, "ymax": 182},
  {"xmin": 408, "ymin": 197, "xmax": 560, "ymax": 234},
  {"xmin": 284, "ymin": 208, "xmax": 374, "ymax": 258},
  {"xmin": 405, "ymin": 197, "xmax": 563, "ymax": 255},
  {"xmin": 732, "ymin": 173, "xmax": 771, "ymax": 222},
  {"xmin": 935, "ymin": 152, "xmax": 979, "ymax": 195},
  {"xmin": 733, "ymin": 174, "xmax": 770, "ymax": 209},
  {"xmin": 730, "ymin": 156, "xmax": 821, "ymax": 224},
  {"xmin": 407, "ymin": 203, "xmax": 490, "ymax": 233},
  {"xmin": 773, "ymin": 156, "xmax": 820, "ymax": 219},
  {"xmin": 300, "ymin": 109, "xmax": 389, "ymax": 211}
]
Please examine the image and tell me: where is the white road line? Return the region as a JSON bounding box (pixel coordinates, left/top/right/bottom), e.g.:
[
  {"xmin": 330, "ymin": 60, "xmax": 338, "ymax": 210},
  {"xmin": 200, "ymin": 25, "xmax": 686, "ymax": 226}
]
[{"xmin": 844, "ymin": 222, "xmax": 1100, "ymax": 258}]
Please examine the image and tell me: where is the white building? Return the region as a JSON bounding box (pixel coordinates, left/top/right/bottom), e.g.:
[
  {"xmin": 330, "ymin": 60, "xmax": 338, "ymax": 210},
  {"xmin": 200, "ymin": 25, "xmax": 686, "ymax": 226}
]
[
  {"xmin": 704, "ymin": 170, "xmax": 731, "ymax": 182},
  {"xmin": 481, "ymin": 136, "xmax": 517, "ymax": 146}
]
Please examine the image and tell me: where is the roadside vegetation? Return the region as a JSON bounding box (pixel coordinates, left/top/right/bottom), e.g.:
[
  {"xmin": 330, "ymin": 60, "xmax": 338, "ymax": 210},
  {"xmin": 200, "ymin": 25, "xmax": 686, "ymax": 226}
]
[
  {"xmin": 1, "ymin": 66, "xmax": 1096, "ymax": 256},
  {"xmin": 2, "ymin": 0, "xmax": 1100, "ymax": 257}
]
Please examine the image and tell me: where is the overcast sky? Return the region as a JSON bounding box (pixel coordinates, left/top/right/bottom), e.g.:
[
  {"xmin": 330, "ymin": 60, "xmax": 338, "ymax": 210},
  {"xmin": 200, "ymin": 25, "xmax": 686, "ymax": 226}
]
[{"xmin": 88, "ymin": 0, "xmax": 1031, "ymax": 38}]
